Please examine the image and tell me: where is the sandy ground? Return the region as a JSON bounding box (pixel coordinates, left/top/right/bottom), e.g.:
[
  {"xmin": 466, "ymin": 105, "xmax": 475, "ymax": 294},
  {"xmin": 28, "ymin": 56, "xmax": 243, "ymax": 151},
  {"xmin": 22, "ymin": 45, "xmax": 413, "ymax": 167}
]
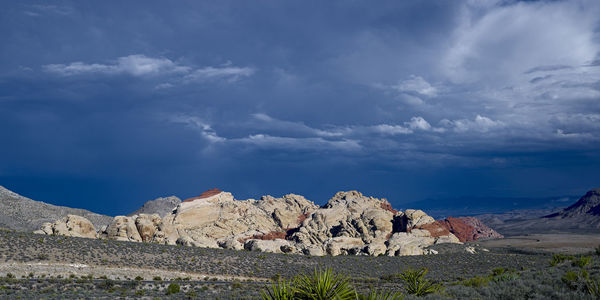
[
  {"xmin": 0, "ymin": 261, "xmax": 268, "ymax": 282},
  {"xmin": 477, "ymin": 233, "xmax": 600, "ymax": 254}
]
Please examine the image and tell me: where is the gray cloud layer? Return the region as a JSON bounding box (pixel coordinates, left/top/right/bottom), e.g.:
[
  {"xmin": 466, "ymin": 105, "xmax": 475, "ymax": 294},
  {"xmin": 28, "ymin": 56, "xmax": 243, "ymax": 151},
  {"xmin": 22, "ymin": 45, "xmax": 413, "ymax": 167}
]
[{"xmin": 1, "ymin": 0, "xmax": 599, "ymax": 213}]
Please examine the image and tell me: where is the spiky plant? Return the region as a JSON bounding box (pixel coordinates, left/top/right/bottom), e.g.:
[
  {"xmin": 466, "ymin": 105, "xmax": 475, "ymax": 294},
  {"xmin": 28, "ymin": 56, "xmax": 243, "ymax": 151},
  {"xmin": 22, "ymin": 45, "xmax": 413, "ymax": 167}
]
[
  {"xmin": 398, "ymin": 267, "xmax": 441, "ymax": 296},
  {"xmin": 358, "ymin": 289, "xmax": 404, "ymax": 300},
  {"xmin": 587, "ymin": 278, "xmax": 600, "ymax": 297},
  {"xmin": 261, "ymin": 279, "xmax": 296, "ymax": 300},
  {"xmin": 294, "ymin": 267, "xmax": 357, "ymax": 300}
]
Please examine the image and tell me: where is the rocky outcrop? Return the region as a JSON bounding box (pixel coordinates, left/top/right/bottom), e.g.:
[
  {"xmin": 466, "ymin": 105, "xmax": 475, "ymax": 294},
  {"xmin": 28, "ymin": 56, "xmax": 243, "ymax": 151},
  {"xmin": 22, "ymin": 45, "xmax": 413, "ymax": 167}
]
[
  {"xmin": 102, "ymin": 216, "xmax": 142, "ymax": 242},
  {"xmin": 34, "ymin": 215, "xmax": 97, "ymax": 239},
  {"xmin": 458, "ymin": 217, "xmax": 504, "ymax": 240},
  {"xmin": 38, "ymin": 189, "xmax": 502, "ymax": 256},
  {"xmin": 128, "ymin": 196, "xmax": 181, "ymax": 218},
  {"xmin": 426, "ymin": 216, "xmax": 502, "ymax": 242}
]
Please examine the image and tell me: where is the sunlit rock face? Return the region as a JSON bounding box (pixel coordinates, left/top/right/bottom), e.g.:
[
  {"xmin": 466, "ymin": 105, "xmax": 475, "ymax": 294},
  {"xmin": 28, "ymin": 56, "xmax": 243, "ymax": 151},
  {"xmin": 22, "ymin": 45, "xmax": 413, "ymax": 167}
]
[{"xmin": 37, "ymin": 189, "xmax": 503, "ymax": 256}]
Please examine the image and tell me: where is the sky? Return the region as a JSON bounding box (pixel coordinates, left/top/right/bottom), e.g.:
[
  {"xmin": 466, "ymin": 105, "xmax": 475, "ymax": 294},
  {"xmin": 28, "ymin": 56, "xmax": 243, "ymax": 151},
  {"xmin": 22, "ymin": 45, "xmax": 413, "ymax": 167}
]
[{"xmin": 1, "ymin": 0, "xmax": 599, "ymax": 216}]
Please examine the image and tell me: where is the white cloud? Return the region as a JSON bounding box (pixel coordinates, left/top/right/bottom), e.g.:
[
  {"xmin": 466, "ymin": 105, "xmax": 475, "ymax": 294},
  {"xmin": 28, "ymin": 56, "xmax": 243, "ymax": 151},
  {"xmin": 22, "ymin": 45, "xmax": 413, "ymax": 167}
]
[
  {"xmin": 239, "ymin": 134, "xmax": 361, "ymax": 151},
  {"xmin": 184, "ymin": 66, "xmax": 254, "ymax": 82},
  {"xmin": 168, "ymin": 115, "xmax": 225, "ymax": 143},
  {"xmin": 405, "ymin": 116, "xmax": 432, "ymax": 131},
  {"xmin": 372, "ymin": 124, "xmax": 412, "ymax": 135},
  {"xmin": 391, "ymin": 75, "xmax": 438, "ymax": 97},
  {"xmin": 43, "ymin": 55, "xmax": 188, "ymax": 76},
  {"xmin": 440, "ymin": 115, "xmax": 504, "ymax": 133},
  {"xmin": 250, "ymin": 113, "xmax": 345, "ymax": 137},
  {"xmin": 443, "ymin": 1, "xmax": 599, "ymax": 84},
  {"xmin": 43, "ymin": 54, "xmax": 253, "ymax": 83}
]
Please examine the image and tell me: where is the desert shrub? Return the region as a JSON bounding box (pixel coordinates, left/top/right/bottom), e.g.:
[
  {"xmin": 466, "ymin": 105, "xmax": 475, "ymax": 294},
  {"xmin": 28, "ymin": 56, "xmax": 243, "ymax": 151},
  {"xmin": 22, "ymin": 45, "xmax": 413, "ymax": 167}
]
[
  {"xmin": 358, "ymin": 289, "xmax": 404, "ymax": 300},
  {"xmin": 491, "ymin": 268, "xmax": 505, "ymax": 276},
  {"xmin": 261, "ymin": 279, "xmax": 295, "ymax": 300},
  {"xmin": 294, "ymin": 267, "xmax": 356, "ymax": 300},
  {"xmin": 550, "ymin": 254, "xmax": 575, "ymax": 266},
  {"xmin": 134, "ymin": 276, "xmax": 143, "ymax": 281},
  {"xmin": 152, "ymin": 276, "xmax": 162, "ymax": 281},
  {"xmin": 562, "ymin": 271, "xmax": 580, "ymax": 290},
  {"xmin": 573, "ymin": 256, "xmax": 592, "ymax": 268},
  {"xmin": 461, "ymin": 276, "xmax": 489, "ymax": 288},
  {"xmin": 96, "ymin": 279, "xmax": 115, "ymax": 290},
  {"xmin": 587, "ymin": 278, "xmax": 600, "ymax": 297},
  {"xmin": 166, "ymin": 283, "xmax": 180, "ymax": 295},
  {"xmin": 398, "ymin": 268, "xmax": 441, "ymax": 296}
]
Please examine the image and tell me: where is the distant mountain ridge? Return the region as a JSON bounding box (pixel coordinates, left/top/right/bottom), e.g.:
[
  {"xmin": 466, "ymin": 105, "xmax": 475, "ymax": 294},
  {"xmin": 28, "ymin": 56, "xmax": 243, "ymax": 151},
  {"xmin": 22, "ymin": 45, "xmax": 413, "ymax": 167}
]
[
  {"xmin": 0, "ymin": 185, "xmax": 112, "ymax": 231},
  {"xmin": 474, "ymin": 187, "xmax": 600, "ymax": 235},
  {"xmin": 404, "ymin": 195, "xmax": 574, "ymax": 219},
  {"xmin": 545, "ymin": 188, "xmax": 600, "ymax": 218}
]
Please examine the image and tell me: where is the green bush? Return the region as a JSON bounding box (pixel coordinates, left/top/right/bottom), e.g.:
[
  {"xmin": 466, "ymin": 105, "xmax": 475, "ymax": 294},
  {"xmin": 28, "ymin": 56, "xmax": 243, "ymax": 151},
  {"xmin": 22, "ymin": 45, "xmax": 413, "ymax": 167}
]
[
  {"xmin": 398, "ymin": 268, "xmax": 441, "ymax": 296},
  {"xmin": 166, "ymin": 283, "xmax": 180, "ymax": 295},
  {"xmin": 573, "ymin": 256, "xmax": 592, "ymax": 268},
  {"xmin": 461, "ymin": 276, "xmax": 489, "ymax": 288},
  {"xmin": 550, "ymin": 254, "xmax": 575, "ymax": 266},
  {"xmin": 491, "ymin": 268, "xmax": 505, "ymax": 276},
  {"xmin": 294, "ymin": 267, "xmax": 357, "ymax": 300},
  {"xmin": 562, "ymin": 271, "xmax": 579, "ymax": 290},
  {"xmin": 587, "ymin": 278, "xmax": 600, "ymax": 297},
  {"xmin": 261, "ymin": 279, "xmax": 295, "ymax": 300}
]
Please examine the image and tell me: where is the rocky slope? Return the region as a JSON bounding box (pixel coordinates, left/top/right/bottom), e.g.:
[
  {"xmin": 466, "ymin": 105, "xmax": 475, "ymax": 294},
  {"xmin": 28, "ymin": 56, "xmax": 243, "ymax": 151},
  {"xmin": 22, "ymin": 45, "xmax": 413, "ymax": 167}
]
[
  {"xmin": 546, "ymin": 188, "xmax": 600, "ymax": 218},
  {"xmin": 36, "ymin": 189, "xmax": 502, "ymax": 256},
  {"xmin": 0, "ymin": 186, "xmax": 112, "ymax": 231}
]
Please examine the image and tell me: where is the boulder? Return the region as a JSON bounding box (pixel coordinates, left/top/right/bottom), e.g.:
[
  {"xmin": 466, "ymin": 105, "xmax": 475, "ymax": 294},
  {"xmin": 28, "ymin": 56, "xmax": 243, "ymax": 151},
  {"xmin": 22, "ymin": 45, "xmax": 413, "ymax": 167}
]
[
  {"xmin": 386, "ymin": 230, "xmax": 435, "ymax": 256},
  {"xmin": 103, "ymin": 216, "xmax": 142, "ymax": 242},
  {"xmin": 33, "ymin": 215, "xmax": 97, "ymax": 239},
  {"xmin": 366, "ymin": 242, "xmax": 387, "ymax": 256},
  {"xmin": 135, "ymin": 214, "xmax": 162, "ymax": 242},
  {"xmin": 244, "ymin": 239, "xmax": 294, "ymax": 254},
  {"xmin": 403, "ymin": 209, "xmax": 435, "ymax": 228},
  {"xmin": 325, "ymin": 237, "xmax": 365, "ymax": 256}
]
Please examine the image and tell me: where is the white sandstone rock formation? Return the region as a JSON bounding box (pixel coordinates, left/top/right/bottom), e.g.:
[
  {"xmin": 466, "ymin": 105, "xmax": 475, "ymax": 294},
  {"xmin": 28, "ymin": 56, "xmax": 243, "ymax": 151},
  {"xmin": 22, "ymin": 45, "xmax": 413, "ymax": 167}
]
[
  {"xmin": 36, "ymin": 189, "xmax": 462, "ymax": 256},
  {"xmin": 34, "ymin": 214, "xmax": 97, "ymax": 239}
]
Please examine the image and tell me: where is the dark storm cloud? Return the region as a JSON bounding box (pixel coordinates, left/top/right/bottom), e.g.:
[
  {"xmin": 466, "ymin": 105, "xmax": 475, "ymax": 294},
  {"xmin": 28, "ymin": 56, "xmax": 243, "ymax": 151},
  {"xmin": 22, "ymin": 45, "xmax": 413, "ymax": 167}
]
[{"xmin": 1, "ymin": 0, "xmax": 599, "ymax": 214}]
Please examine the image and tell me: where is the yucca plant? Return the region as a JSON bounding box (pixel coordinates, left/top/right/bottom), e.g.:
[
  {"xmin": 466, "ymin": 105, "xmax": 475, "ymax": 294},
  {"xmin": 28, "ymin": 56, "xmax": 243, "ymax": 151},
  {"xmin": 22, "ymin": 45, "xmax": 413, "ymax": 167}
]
[
  {"xmin": 261, "ymin": 279, "xmax": 296, "ymax": 300},
  {"xmin": 358, "ymin": 289, "xmax": 404, "ymax": 300},
  {"xmin": 398, "ymin": 267, "xmax": 441, "ymax": 296},
  {"xmin": 294, "ymin": 267, "xmax": 357, "ymax": 300},
  {"xmin": 587, "ymin": 278, "xmax": 600, "ymax": 298}
]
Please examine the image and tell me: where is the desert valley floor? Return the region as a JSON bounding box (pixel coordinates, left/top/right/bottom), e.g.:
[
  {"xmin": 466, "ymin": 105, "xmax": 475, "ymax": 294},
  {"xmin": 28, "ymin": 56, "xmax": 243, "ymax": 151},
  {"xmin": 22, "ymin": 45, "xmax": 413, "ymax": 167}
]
[{"xmin": 1, "ymin": 229, "xmax": 600, "ymax": 299}]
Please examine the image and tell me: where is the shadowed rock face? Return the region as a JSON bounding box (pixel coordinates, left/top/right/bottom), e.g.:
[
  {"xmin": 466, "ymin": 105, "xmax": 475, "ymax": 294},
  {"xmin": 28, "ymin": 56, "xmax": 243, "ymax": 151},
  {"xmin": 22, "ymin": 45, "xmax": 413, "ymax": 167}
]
[
  {"xmin": 128, "ymin": 196, "xmax": 181, "ymax": 218},
  {"xmin": 35, "ymin": 189, "xmax": 506, "ymax": 256},
  {"xmin": 547, "ymin": 188, "xmax": 600, "ymax": 218}
]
